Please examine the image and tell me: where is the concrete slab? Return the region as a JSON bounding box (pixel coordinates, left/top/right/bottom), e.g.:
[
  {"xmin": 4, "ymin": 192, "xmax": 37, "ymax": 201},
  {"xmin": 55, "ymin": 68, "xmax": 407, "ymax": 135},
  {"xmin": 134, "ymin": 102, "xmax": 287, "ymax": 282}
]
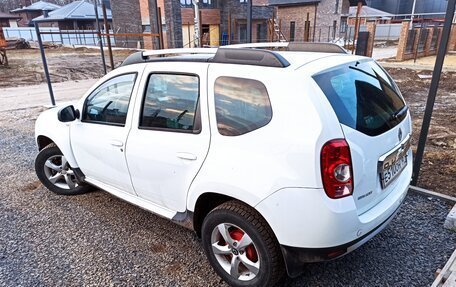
[
  {"xmin": 0, "ymin": 79, "xmax": 98, "ymax": 112},
  {"xmin": 444, "ymin": 204, "xmax": 456, "ymax": 232}
]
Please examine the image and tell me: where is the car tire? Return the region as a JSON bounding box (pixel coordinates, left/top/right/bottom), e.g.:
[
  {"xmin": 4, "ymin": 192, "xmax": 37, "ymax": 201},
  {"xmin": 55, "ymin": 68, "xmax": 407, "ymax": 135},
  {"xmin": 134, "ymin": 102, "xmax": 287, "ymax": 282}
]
[
  {"xmin": 35, "ymin": 143, "xmax": 91, "ymax": 195},
  {"xmin": 201, "ymin": 200, "xmax": 285, "ymax": 287}
]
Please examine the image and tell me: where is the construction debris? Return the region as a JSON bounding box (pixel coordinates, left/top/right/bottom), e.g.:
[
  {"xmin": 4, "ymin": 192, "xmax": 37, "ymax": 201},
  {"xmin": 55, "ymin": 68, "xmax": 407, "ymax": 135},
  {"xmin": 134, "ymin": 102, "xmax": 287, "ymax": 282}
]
[
  {"xmin": 6, "ymin": 38, "xmax": 30, "ymax": 50},
  {"xmin": 0, "ymin": 27, "xmax": 7, "ymax": 66},
  {"xmin": 432, "ymin": 249, "xmax": 456, "ymax": 287},
  {"xmin": 28, "ymin": 40, "xmax": 60, "ymax": 49}
]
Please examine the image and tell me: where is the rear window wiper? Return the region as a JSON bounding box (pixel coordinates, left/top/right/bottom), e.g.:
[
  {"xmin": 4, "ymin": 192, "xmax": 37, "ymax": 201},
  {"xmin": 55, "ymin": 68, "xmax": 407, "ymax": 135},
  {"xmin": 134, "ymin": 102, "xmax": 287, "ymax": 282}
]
[{"xmin": 390, "ymin": 106, "xmax": 408, "ymax": 122}]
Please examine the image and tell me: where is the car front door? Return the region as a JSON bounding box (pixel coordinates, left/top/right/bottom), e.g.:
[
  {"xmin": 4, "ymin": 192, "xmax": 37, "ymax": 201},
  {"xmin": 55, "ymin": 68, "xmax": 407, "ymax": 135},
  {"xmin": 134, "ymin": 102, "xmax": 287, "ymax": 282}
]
[
  {"xmin": 71, "ymin": 66, "xmax": 143, "ymax": 195},
  {"xmin": 125, "ymin": 62, "xmax": 210, "ymax": 213}
]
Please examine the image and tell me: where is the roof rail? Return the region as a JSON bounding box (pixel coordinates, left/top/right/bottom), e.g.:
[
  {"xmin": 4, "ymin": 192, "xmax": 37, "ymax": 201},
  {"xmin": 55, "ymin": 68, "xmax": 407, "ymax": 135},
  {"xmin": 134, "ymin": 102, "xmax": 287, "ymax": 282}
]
[
  {"xmin": 225, "ymin": 42, "xmax": 348, "ymax": 54},
  {"xmin": 120, "ymin": 47, "xmax": 290, "ymax": 68},
  {"xmin": 213, "ymin": 48, "xmax": 290, "ymax": 68},
  {"xmin": 120, "ymin": 48, "xmax": 217, "ymax": 67},
  {"xmin": 142, "ymin": 48, "xmax": 217, "ymax": 57},
  {"xmin": 288, "ymin": 42, "xmax": 347, "ymax": 54},
  {"xmin": 225, "ymin": 42, "xmax": 289, "ymax": 49}
]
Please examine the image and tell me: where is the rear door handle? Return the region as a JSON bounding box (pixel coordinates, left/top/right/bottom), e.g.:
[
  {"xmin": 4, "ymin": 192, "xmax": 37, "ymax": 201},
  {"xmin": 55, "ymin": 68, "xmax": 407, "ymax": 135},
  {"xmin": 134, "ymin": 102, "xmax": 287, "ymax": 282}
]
[
  {"xmin": 176, "ymin": 152, "xmax": 197, "ymax": 161},
  {"xmin": 109, "ymin": 140, "xmax": 124, "ymax": 147}
]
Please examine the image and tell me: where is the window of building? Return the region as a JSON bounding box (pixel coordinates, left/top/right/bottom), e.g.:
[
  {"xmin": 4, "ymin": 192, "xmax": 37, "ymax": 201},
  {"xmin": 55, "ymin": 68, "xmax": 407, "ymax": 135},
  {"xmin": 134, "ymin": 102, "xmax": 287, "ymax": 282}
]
[
  {"xmin": 340, "ymin": 17, "xmax": 347, "ymax": 33},
  {"xmin": 140, "ymin": 74, "xmax": 200, "ymax": 133},
  {"xmin": 214, "ymin": 77, "xmax": 272, "ymax": 136},
  {"xmin": 289, "ymin": 21, "xmax": 296, "ymax": 42},
  {"xmin": 83, "ymin": 73, "xmax": 136, "ymax": 126},
  {"xmin": 335, "ymin": 0, "xmax": 340, "ymax": 14}
]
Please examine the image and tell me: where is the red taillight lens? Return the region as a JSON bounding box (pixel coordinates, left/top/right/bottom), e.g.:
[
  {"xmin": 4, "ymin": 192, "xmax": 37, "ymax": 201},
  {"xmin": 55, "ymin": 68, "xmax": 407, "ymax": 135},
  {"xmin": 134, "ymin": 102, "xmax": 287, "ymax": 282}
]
[{"xmin": 320, "ymin": 139, "xmax": 354, "ymax": 199}]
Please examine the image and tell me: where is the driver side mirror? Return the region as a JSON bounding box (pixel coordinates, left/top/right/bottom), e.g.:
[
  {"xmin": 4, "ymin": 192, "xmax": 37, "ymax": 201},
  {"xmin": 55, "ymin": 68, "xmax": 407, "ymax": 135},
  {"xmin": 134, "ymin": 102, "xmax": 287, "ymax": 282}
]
[{"xmin": 58, "ymin": 105, "xmax": 80, "ymax": 122}]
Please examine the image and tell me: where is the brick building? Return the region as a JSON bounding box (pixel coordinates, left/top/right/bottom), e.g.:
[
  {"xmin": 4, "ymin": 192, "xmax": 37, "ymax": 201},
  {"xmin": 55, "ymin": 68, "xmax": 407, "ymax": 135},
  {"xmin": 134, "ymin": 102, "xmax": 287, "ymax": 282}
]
[
  {"xmin": 269, "ymin": 0, "xmax": 350, "ymax": 42},
  {"xmin": 178, "ymin": 0, "xmax": 274, "ymax": 47},
  {"xmin": 32, "ymin": 1, "xmax": 112, "ymax": 30},
  {"xmin": 111, "ymin": 0, "xmax": 273, "ymax": 49},
  {"xmin": 0, "ymin": 12, "xmax": 21, "ymax": 28},
  {"xmin": 10, "ymin": 1, "xmax": 60, "ymax": 27},
  {"xmin": 347, "ymin": 6, "xmax": 392, "ymax": 25}
]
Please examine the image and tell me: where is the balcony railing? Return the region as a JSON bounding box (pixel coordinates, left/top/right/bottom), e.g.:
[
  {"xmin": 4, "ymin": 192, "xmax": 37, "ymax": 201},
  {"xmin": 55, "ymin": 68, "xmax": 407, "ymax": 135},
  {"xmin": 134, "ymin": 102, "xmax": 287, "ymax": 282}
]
[{"xmin": 180, "ymin": 0, "xmax": 220, "ymax": 9}]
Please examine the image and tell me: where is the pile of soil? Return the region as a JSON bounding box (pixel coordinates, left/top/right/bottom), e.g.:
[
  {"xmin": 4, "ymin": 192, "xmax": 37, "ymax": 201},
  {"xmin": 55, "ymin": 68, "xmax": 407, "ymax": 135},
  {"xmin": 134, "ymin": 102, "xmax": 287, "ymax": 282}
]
[
  {"xmin": 0, "ymin": 48, "xmax": 134, "ymax": 88},
  {"xmin": 387, "ymin": 68, "xmax": 456, "ymax": 196}
]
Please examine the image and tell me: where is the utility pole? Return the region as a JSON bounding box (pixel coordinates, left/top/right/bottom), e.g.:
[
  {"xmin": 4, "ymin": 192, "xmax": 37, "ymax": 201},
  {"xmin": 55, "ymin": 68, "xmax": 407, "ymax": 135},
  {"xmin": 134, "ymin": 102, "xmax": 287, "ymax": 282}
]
[
  {"xmin": 412, "ymin": 0, "xmax": 456, "ymax": 185},
  {"xmin": 247, "ymin": 0, "xmax": 252, "ymax": 43},
  {"xmin": 410, "ymin": 0, "xmax": 417, "ymax": 27},
  {"xmin": 192, "ymin": 0, "xmax": 200, "ymax": 47},
  {"xmin": 93, "ymin": 0, "xmax": 107, "ymax": 74}
]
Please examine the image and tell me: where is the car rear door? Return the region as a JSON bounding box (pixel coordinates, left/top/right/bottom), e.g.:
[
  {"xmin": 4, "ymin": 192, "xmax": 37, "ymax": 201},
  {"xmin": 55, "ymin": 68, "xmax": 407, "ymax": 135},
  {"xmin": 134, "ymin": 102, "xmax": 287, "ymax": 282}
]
[
  {"xmin": 313, "ymin": 60, "xmax": 412, "ymax": 214},
  {"xmin": 125, "ymin": 62, "xmax": 210, "ymax": 213}
]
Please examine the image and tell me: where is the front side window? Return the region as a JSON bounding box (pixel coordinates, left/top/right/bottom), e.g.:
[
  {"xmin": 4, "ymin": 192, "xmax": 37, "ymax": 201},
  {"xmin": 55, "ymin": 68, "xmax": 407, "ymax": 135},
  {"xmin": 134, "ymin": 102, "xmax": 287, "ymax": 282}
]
[
  {"xmin": 214, "ymin": 77, "xmax": 272, "ymax": 136},
  {"xmin": 83, "ymin": 73, "xmax": 136, "ymax": 125},
  {"xmin": 140, "ymin": 74, "xmax": 200, "ymax": 132}
]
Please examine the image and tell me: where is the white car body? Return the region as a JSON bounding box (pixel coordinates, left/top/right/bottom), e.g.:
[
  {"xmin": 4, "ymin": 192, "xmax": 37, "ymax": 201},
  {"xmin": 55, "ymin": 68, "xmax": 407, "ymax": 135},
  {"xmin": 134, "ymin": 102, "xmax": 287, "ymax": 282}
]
[{"xmin": 35, "ymin": 44, "xmax": 412, "ymax": 278}]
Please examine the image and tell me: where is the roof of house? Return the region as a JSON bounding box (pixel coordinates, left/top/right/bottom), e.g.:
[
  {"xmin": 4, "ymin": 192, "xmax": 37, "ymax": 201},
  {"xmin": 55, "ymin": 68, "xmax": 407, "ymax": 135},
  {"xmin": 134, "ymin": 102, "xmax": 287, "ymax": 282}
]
[
  {"xmin": 0, "ymin": 11, "xmax": 22, "ymax": 19},
  {"xmin": 349, "ymin": 6, "xmax": 393, "ymax": 18},
  {"xmin": 268, "ymin": 0, "xmax": 320, "ymax": 7},
  {"xmin": 32, "ymin": 0, "xmax": 112, "ymax": 22},
  {"xmin": 11, "ymin": 1, "xmax": 61, "ymax": 13}
]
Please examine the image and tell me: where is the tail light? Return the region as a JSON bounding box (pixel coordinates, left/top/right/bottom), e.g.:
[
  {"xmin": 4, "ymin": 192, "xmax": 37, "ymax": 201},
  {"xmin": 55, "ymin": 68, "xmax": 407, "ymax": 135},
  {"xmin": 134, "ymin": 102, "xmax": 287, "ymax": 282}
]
[{"xmin": 320, "ymin": 139, "xmax": 354, "ymax": 199}]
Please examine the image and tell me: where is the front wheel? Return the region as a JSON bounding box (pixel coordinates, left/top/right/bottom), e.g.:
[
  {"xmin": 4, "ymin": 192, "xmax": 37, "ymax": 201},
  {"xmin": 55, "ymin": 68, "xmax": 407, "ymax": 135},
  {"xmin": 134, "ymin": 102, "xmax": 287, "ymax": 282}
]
[
  {"xmin": 201, "ymin": 200, "xmax": 285, "ymax": 287},
  {"xmin": 35, "ymin": 143, "xmax": 91, "ymax": 195}
]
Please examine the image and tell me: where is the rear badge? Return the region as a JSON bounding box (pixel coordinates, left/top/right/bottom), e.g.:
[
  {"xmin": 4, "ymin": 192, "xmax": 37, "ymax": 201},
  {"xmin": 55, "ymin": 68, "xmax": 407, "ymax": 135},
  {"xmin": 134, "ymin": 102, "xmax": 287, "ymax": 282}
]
[
  {"xmin": 398, "ymin": 128, "xmax": 403, "ymax": 142},
  {"xmin": 357, "ymin": 190, "xmax": 373, "ymax": 201}
]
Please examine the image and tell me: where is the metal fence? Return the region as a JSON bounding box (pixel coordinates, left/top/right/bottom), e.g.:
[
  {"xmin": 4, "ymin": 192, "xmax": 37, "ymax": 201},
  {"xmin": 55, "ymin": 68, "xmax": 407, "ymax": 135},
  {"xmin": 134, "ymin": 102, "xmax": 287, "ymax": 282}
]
[
  {"xmin": 3, "ymin": 27, "xmax": 116, "ymax": 46},
  {"xmin": 347, "ymin": 23, "xmax": 402, "ymax": 42}
]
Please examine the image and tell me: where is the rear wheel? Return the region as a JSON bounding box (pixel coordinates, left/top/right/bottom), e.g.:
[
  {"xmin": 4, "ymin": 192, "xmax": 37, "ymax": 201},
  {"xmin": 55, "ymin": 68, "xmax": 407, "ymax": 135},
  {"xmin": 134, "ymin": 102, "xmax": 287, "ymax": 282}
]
[
  {"xmin": 35, "ymin": 144, "xmax": 91, "ymax": 195},
  {"xmin": 201, "ymin": 200, "xmax": 284, "ymax": 287}
]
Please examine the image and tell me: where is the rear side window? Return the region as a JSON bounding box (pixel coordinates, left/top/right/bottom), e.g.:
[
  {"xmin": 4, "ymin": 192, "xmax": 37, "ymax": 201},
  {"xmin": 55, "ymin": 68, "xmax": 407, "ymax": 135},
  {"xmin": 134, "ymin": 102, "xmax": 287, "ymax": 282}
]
[
  {"xmin": 140, "ymin": 73, "xmax": 200, "ymax": 133},
  {"xmin": 313, "ymin": 60, "xmax": 406, "ymax": 136},
  {"xmin": 214, "ymin": 77, "xmax": 272, "ymax": 136}
]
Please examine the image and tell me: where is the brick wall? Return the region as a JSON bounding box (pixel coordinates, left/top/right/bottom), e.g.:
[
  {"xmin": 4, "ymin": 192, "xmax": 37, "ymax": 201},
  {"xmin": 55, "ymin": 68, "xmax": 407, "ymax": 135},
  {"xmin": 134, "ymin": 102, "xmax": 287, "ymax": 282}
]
[
  {"xmin": 181, "ymin": 8, "xmax": 220, "ymax": 25},
  {"xmin": 138, "ymin": 0, "xmax": 160, "ymax": 49},
  {"xmin": 449, "ymin": 24, "xmax": 456, "ymax": 52},
  {"xmin": 110, "ymin": 0, "xmax": 143, "ymax": 48},
  {"xmin": 164, "ymin": 0, "xmax": 182, "ymax": 48},
  {"xmin": 277, "ymin": 5, "xmax": 316, "ymax": 41},
  {"xmin": 276, "ymin": 0, "xmax": 350, "ymax": 42}
]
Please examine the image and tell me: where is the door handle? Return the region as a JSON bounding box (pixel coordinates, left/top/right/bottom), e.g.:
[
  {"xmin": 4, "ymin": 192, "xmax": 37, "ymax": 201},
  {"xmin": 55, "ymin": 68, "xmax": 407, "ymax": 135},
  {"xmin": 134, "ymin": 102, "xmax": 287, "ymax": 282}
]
[
  {"xmin": 176, "ymin": 152, "xmax": 197, "ymax": 161},
  {"xmin": 109, "ymin": 140, "xmax": 124, "ymax": 147}
]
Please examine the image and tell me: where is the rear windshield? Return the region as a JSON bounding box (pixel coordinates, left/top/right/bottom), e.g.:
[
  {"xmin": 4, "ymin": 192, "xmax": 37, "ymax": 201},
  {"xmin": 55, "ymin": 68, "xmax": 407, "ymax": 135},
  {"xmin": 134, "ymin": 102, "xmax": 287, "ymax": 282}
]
[{"xmin": 313, "ymin": 60, "xmax": 406, "ymax": 136}]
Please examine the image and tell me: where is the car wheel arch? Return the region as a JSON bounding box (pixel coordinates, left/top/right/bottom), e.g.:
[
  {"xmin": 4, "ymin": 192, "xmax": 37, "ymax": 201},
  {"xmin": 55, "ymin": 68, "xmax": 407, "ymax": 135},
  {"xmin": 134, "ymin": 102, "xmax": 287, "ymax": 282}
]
[
  {"xmin": 37, "ymin": 135, "xmax": 54, "ymax": 151},
  {"xmin": 192, "ymin": 192, "xmax": 276, "ymax": 241}
]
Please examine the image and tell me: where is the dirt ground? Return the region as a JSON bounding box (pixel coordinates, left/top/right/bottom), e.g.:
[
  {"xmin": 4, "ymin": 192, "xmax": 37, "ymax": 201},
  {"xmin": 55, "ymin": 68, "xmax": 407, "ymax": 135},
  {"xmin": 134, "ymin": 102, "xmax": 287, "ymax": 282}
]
[
  {"xmin": 387, "ymin": 68, "xmax": 456, "ymax": 197},
  {"xmin": 0, "ymin": 48, "xmax": 455, "ymax": 196},
  {"xmin": 0, "ymin": 48, "xmax": 135, "ymax": 88}
]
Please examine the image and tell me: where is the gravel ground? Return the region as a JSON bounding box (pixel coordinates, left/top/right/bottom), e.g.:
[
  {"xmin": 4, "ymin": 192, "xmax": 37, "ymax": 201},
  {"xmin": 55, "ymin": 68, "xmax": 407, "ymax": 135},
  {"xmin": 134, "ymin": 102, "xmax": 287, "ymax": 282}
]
[{"xmin": 0, "ymin": 107, "xmax": 455, "ymax": 286}]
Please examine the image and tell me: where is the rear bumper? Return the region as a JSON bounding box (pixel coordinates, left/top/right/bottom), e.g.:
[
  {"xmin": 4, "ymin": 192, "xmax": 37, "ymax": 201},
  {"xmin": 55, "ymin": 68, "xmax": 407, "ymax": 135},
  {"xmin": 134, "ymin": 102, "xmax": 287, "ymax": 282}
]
[
  {"xmin": 280, "ymin": 201, "xmax": 403, "ymax": 277},
  {"xmin": 255, "ymin": 179, "xmax": 410, "ymax": 278}
]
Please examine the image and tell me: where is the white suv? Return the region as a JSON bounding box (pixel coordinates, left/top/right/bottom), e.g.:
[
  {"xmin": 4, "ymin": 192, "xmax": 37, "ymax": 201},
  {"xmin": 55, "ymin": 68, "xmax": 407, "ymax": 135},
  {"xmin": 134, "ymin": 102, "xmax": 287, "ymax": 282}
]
[{"xmin": 34, "ymin": 43, "xmax": 412, "ymax": 287}]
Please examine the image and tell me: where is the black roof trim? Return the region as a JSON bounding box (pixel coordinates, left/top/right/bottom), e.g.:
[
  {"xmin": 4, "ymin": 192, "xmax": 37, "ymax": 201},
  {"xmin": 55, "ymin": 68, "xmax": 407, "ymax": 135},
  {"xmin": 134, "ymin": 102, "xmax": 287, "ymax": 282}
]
[
  {"xmin": 120, "ymin": 49, "xmax": 291, "ymax": 68},
  {"xmin": 288, "ymin": 42, "xmax": 347, "ymax": 54},
  {"xmin": 120, "ymin": 52, "xmax": 148, "ymax": 67},
  {"xmin": 268, "ymin": 0, "xmax": 320, "ymax": 6},
  {"xmin": 212, "ymin": 48, "xmax": 290, "ymax": 68}
]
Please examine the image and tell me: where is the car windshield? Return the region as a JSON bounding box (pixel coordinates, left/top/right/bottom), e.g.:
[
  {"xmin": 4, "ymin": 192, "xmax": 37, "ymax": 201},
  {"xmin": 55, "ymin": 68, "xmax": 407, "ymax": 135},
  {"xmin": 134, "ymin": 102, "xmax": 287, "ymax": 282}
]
[{"xmin": 313, "ymin": 60, "xmax": 406, "ymax": 136}]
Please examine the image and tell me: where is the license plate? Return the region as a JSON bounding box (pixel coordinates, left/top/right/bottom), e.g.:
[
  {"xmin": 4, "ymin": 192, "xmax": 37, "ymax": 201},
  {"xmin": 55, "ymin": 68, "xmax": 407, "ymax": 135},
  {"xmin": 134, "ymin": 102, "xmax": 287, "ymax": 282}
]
[{"xmin": 378, "ymin": 135, "xmax": 411, "ymax": 189}]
